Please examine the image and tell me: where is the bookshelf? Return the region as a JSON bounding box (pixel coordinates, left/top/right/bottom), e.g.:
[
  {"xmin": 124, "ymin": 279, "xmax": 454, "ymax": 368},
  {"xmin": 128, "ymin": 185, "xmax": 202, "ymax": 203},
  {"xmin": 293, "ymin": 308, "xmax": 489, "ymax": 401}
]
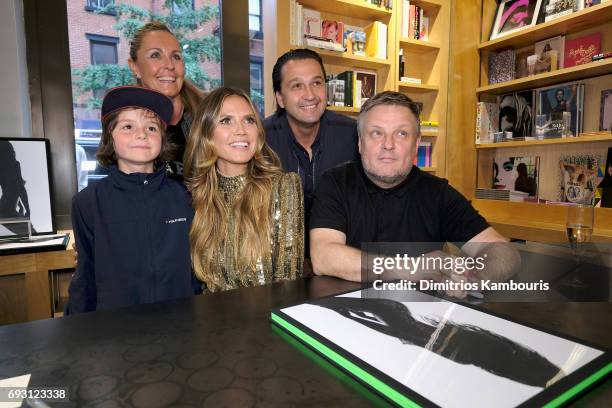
[
  {"xmin": 276, "ymin": 0, "xmax": 397, "ymax": 100},
  {"xmin": 275, "ymin": 0, "xmax": 451, "ymax": 177},
  {"xmin": 396, "ymin": 0, "xmax": 450, "ymax": 176},
  {"xmin": 478, "ymin": 2, "xmax": 612, "ymax": 52},
  {"xmin": 447, "ymin": 0, "xmax": 612, "ymax": 242}
]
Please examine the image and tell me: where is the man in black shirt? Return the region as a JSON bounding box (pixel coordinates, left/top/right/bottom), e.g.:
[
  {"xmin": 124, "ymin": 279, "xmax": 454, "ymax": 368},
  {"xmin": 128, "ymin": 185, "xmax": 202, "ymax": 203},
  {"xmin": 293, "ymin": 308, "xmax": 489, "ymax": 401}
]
[
  {"xmin": 265, "ymin": 49, "xmax": 359, "ymax": 225},
  {"xmin": 310, "ymin": 91, "xmax": 519, "ymax": 296}
]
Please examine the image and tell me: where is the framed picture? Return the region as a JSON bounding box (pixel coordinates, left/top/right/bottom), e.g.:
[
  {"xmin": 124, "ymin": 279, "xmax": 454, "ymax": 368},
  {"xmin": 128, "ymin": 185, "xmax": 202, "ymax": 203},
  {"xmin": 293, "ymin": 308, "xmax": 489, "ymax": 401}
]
[
  {"xmin": 490, "ymin": 0, "xmax": 543, "ymax": 40},
  {"xmin": 355, "ymin": 71, "xmax": 377, "ymax": 103},
  {"xmin": 0, "ymin": 138, "xmax": 54, "ymax": 238},
  {"xmin": 599, "ymin": 89, "xmax": 612, "ymax": 131}
]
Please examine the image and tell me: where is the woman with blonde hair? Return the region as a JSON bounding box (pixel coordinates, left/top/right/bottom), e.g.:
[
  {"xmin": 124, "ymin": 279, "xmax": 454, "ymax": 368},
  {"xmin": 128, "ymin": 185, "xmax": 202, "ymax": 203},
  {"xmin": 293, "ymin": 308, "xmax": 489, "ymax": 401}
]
[
  {"xmin": 184, "ymin": 87, "xmax": 304, "ymax": 291},
  {"xmin": 128, "ymin": 21, "xmax": 204, "ymax": 178}
]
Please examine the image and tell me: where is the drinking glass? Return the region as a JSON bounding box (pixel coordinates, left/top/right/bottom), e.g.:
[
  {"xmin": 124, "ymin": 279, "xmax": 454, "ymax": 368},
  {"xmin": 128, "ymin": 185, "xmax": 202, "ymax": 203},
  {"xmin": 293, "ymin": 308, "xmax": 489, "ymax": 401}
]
[{"xmin": 564, "ymin": 204, "xmax": 594, "ymax": 288}]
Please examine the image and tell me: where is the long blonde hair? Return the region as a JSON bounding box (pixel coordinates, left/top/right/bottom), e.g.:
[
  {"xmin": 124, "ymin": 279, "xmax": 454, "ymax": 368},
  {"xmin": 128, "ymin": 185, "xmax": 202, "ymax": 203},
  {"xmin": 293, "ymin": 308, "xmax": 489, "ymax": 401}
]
[
  {"xmin": 129, "ymin": 21, "xmax": 204, "ymax": 116},
  {"xmin": 184, "ymin": 87, "xmax": 283, "ymax": 283}
]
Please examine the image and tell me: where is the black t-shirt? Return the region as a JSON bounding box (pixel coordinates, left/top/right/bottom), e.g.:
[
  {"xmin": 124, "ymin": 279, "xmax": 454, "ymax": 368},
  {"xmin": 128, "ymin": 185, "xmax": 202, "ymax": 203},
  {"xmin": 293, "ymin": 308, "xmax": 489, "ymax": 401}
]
[{"xmin": 309, "ymin": 161, "xmax": 489, "ymax": 247}]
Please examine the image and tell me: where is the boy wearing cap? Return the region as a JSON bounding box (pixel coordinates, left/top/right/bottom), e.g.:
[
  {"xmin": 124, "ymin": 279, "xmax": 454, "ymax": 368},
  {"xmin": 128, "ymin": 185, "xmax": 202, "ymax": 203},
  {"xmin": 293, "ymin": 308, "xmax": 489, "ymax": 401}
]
[{"xmin": 66, "ymin": 86, "xmax": 198, "ymax": 314}]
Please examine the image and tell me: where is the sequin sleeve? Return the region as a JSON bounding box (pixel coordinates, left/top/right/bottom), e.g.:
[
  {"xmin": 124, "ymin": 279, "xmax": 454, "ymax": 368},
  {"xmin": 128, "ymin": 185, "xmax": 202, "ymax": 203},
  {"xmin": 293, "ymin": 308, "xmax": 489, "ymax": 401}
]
[{"xmin": 271, "ymin": 172, "xmax": 304, "ymax": 281}]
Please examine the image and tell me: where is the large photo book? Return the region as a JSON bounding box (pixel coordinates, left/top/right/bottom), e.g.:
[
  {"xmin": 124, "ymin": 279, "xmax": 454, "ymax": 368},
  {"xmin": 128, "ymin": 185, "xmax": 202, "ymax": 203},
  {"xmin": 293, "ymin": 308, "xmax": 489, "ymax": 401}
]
[{"xmin": 271, "ymin": 289, "xmax": 611, "ymax": 407}]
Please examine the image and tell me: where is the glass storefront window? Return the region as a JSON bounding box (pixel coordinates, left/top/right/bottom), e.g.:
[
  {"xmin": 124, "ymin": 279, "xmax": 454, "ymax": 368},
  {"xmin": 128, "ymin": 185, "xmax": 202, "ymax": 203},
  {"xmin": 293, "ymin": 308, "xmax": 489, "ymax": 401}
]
[{"xmin": 66, "ymin": 0, "xmax": 221, "ymax": 190}]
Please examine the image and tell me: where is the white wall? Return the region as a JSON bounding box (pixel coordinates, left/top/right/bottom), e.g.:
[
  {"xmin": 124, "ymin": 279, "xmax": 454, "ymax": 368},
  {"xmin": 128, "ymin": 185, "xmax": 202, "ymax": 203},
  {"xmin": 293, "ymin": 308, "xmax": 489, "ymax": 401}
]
[{"xmin": 0, "ymin": 0, "xmax": 31, "ymax": 138}]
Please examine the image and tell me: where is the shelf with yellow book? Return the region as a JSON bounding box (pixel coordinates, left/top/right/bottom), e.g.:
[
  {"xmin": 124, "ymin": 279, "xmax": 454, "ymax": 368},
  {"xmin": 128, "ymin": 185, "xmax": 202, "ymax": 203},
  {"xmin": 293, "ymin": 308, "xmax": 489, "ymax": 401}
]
[
  {"xmin": 306, "ymin": 47, "xmax": 392, "ymax": 70},
  {"xmin": 274, "ymin": 1, "xmax": 397, "ymax": 116},
  {"xmin": 298, "ymin": 0, "xmax": 393, "ymax": 21},
  {"xmin": 395, "ymin": 0, "xmax": 450, "ymax": 178}
]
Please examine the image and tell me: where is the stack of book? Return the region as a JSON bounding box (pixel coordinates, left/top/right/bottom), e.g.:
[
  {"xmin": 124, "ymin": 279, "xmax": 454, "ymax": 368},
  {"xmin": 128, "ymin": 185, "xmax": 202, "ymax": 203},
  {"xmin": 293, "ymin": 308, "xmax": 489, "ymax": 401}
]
[
  {"xmin": 421, "ymin": 121, "xmax": 438, "ymax": 133},
  {"xmin": 475, "ymin": 102, "xmax": 498, "ymax": 144},
  {"xmin": 401, "ymin": 1, "xmax": 429, "ymax": 40},
  {"xmin": 414, "ymin": 141, "xmax": 432, "ymax": 167},
  {"xmin": 476, "ymin": 189, "xmax": 529, "ymax": 202},
  {"xmin": 327, "ymin": 70, "xmax": 378, "ymax": 109},
  {"xmin": 289, "ymin": 1, "xmax": 387, "ymax": 59}
]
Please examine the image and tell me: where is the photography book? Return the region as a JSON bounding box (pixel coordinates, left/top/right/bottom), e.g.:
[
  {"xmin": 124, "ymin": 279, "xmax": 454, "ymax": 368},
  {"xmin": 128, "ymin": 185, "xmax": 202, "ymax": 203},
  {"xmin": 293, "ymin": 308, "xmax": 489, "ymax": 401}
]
[
  {"xmin": 535, "ymin": 35, "xmax": 565, "ymax": 69},
  {"xmin": 564, "ymin": 32, "xmax": 601, "ymax": 67},
  {"xmin": 558, "ymin": 154, "xmax": 600, "ymax": 204},
  {"xmin": 536, "ymin": 82, "xmax": 585, "ymax": 137},
  {"xmin": 493, "ymin": 156, "xmax": 540, "ymax": 199},
  {"xmin": 272, "ymin": 289, "xmax": 610, "ymax": 407}
]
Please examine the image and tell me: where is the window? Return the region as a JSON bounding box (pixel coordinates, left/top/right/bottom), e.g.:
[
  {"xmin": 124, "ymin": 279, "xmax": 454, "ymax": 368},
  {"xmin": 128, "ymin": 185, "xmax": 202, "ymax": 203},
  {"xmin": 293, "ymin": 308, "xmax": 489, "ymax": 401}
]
[
  {"xmin": 171, "ymin": 0, "xmax": 194, "ymax": 14},
  {"xmin": 248, "ymin": 0, "xmax": 261, "ymax": 33},
  {"xmin": 250, "ymin": 58, "xmax": 264, "ymax": 117},
  {"xmin": 250, "ymin": 59, "xmax": 263, "ymax": 90},
  {"xmin": 85, "ymin": 0, "xmax": 115, "ymax": 14},
  {"xmin": 86, "ymin": 34, "xmax": 118, "ymax": 65}
]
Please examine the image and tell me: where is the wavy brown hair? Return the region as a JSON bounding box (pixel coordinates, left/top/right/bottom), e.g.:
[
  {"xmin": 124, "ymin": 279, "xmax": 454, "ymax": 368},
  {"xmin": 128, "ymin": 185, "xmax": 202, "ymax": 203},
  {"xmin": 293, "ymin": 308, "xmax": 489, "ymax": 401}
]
[
  {"xmin": 129, "ymin": 21, "xmax": 204, "ymax": 116},
  {"xmin": 184, "ymin": 87, "xmax": 283, "ymax": 284}
]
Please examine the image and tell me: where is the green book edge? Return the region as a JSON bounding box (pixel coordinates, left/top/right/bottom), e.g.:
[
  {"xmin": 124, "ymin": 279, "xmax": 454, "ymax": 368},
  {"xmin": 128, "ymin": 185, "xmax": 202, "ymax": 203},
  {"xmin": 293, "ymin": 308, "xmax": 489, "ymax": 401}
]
[{"xmin": 271, "ymin": 311, "xmax": 612, "ymax": 408}]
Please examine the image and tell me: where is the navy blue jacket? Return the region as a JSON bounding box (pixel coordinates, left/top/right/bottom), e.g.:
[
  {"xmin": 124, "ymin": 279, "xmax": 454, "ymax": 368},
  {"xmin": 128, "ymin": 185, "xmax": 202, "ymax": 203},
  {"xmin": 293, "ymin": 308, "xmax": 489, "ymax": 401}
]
[
  {"xmin": 264, "ymin": 110, "xmax": 359, "ymax": 190},
  {"xmin": 66, "ymin": 165, "xmax": 196, "ymax": 314}
]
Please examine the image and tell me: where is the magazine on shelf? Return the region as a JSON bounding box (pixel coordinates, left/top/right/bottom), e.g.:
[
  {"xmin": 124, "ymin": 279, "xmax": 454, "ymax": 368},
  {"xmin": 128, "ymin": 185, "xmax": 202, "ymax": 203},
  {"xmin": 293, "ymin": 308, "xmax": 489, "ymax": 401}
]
[
  {"xmin": 493, "ymin": 156, "xmax": 540, "ymax": 199},
  {"xmin": 536, "ymin": 82, "xmax": 584, "ymax": 137},
  {"xmin": 498, "ymin": 90, "xmax": 535, "ymax": 139},
  {"xmin": 564, "ymin": 33, "xmax": 601, "ymax": 67},
  {"xmin": 558, "ymin": 154, "xmax": 600, "ymax": 204},
  {"xmin": 535, "ymin": 35, "xmax": 565, "ymax": 68}
]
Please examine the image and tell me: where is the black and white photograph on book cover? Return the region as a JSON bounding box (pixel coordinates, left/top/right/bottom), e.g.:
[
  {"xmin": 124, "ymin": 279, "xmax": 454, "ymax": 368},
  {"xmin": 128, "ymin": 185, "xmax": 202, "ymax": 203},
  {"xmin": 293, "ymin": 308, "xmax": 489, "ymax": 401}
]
[
  {"xmin": 498, "ymin": 90, "xmax": 534, "ymax": 138},
  {"xmin": 280, "ymin": 290, "xmax": 605, "ymax": 408},
  {"xmin": 490, "ymin": 0, "xmax": 543, "ymax": 40},
  {"xmin": 537, "ymin": 82, "xmax": 584, "ymax": 137},
  {"xmin": 0, "ymin": 138, "xmax": 54, "ymax": 238}
]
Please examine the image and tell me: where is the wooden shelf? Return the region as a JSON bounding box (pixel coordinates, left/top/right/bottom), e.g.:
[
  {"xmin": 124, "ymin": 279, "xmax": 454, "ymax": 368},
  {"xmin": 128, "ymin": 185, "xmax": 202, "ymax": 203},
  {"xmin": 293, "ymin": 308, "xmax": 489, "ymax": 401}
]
[
  {"xmin": 473, "ymin": 199, "xmax": 612, "ymax": 241},
  {"xmin": 421, "ymin": 167, "xmax": 437, "ymax": 172},
  {"xmin": 298, "ymin": 0, "xmax": 392, "ymax": 21},
  {"xmin": 477, "ymin": 59, "xmax": 612, "ymax": 95},
  {"xmin": 308, "ymin": 47, "xmax": 391, "ymax": 69},
  {"xmin": 328, "ymin": 106, "xmax": 359, "ymax": 114},
  {"xmin": 476, "ymin": 132, "xmax": 612, "ymax": 149},
  {"xmin": 399, "ymin": 38, "xmax": 441, "ymax": 53},
  {"xmin": 411, "ymin": 0, "xmax": 443, "ymax": 8},
  {"xmin": 479, "ymin": 2, "xmax": 612, "ymax": 52},
  {"xmin": 421, "ymin": 130, "xmax": 439, "ymax": 137},
  {"xmin": 398, "ymin": 82, "xmax": 439, "ymax": 93}
]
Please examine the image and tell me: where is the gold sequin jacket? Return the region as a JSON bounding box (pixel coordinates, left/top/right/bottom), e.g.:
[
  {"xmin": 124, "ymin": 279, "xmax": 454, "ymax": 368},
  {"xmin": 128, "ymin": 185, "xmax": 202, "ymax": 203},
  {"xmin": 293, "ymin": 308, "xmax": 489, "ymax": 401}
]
[{"xmin": 202, "ymin": 171, "xmax": 304, "ymax": 292}]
